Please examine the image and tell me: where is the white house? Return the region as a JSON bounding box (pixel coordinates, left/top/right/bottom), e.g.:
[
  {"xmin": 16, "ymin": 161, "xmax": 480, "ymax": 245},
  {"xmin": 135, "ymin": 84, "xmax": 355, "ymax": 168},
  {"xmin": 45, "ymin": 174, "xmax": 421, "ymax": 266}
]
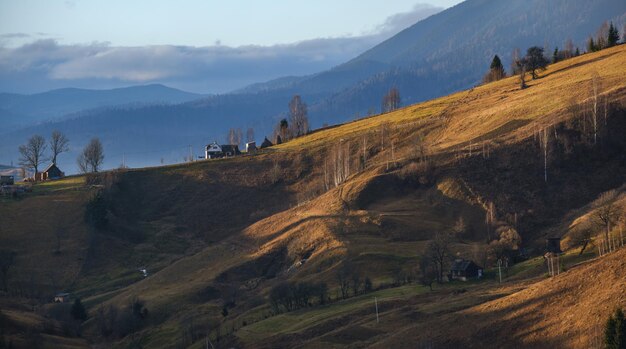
[
  {"xmin": 246, "ymin": 141, "xmax": 257, "ymax": 153},
  {"xmin": 205, "ymin": 142, "xmax": 223, "ymax": 159}
]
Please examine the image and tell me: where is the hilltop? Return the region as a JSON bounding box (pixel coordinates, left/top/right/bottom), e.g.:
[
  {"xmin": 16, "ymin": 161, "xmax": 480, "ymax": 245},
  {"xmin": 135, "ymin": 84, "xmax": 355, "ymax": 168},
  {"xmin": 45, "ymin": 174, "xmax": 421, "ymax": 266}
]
[
  {"xmin": 1, "ymin": 44, "xmax": 625, "ymax": 348},
  {"xmin": 1, "ymin": 0, "xmax": 624, "ymax": 171}
]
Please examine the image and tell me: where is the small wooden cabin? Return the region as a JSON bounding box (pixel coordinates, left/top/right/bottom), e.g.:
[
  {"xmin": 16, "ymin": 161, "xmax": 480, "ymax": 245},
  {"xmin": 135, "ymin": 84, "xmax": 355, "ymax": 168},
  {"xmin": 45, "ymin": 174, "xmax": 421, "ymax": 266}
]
[
  {"xmin": 54, "ymin": 292, "xmax": 71, "ymax": 303},
  {"xmin": 36, "ymin": 163, "xmax": 64, "ymax": 181},
  {"xmin": 449, "ymin": 259, "xmax": 483, "ymax": 281},
  {"xmin": 260, "ymin": 137, "xmax": 273, "ymax": 149}
]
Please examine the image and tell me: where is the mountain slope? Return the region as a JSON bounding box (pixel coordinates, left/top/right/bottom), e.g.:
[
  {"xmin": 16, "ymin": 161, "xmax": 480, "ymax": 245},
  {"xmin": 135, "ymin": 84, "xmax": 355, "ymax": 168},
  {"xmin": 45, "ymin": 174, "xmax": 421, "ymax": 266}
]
[
  {"xmin": 1, "ymin": 40, "xmax": 625, "ymax": 349},
  {"xmin": 373, "ymin": 247, "xmax": 626, "ymax": 349},
  {"xmin": 1, "ymin": 0, "xmax": 624, "ymax": 172}
]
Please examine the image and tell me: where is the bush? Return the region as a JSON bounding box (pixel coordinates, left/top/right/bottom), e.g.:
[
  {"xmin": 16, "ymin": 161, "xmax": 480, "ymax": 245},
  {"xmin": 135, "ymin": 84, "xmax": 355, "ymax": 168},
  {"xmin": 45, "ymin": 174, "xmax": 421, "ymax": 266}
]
[
  {"xmin": 605, "ymin": 308, "xmax": 626, "ymax": 349},
  {"xmin": 71, "ymin": 298, "xmax": 88, "ymax": 322}
]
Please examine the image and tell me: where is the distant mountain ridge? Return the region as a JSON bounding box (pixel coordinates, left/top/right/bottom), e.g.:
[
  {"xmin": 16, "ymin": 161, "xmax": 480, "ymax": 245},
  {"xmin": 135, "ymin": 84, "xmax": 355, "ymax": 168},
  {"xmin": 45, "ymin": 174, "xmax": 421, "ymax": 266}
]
[
  {"xmin": 1, "ymin": 0, "xmax": 624, "ymax": 173},
  {"xmin": 0, "ymin": 84, "xmax": 204, "ymax": 130}
]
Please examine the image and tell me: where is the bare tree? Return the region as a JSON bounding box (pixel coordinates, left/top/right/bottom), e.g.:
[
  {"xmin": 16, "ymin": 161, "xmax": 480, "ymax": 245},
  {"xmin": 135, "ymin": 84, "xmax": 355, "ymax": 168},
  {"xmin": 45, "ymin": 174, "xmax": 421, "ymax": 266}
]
[
  {"xmin": 564, "ymin": 39, "xmax": 575, "ymax": 58},
  {"xmin": 336, "ymin": 263, "xmax": 353, "ymax": 299},
  {"xmin": 246, "ymin": 127, "xmax": 255, "ymax": 143},
  {"xmin": 361, "ymin": 135, "xmax": 368, "ymax": 170},
  {"xmin": 595, "ymin": 21, "xmax": 610, "ymax": 50},
  {"xmin": 511, "ymin": 47, "xmax": 522, "ymax": 75},
  {"xmin": 485, "ymin": 201, "xmax": 496, "ymax": 241},
  {"xmin": 426, "ymin": 231, "xmax": 453, "ymax": 283},
  {"xmin": 518, "ymin": 61, "xmax": 528, "ymax": 89},
  {"xmin": 227, "ymin": 128, "xmax": 243, "ymax": 146},
  {"xmin": 50, "ymin": 130, "xmax": 69, "ymax": 164},
  {"xmin": 77, "ymin": 138, "xmax": 105, "ymax": 173},
  {"xmin": 419, "ymin": 256, "xmax": 436, "ymax": 291},
  {"xmin": 288, "ymin": 95, "xmax": 309, "ymax": 137},
  {"xmin": 570, "ymin": 222, "xmax": 593, "ymax": 255},
  {"xmin": 540, "ymin": 127, "xmax": 549, "ymax": 183},
  {"xmin": 382, "ymin": 87, "xmax": 401, "ymax": 113},
  {"xmin": 18, "ymin": 135, "xmax": 47, "ymax": 177},
  {"xmin": 591, "ymin": 72, "xmax": 601, "ymax": 145},
  {"xmin": 329, "ymin": 141, "xmax": 351, "ymax": 187},
  {"xmin": 269, "ymin": 160, "xmax": 282, "ymax": 185},
  {"xmin": 593, "ymin": 190, "xmax": 620, "ymax": 248}
]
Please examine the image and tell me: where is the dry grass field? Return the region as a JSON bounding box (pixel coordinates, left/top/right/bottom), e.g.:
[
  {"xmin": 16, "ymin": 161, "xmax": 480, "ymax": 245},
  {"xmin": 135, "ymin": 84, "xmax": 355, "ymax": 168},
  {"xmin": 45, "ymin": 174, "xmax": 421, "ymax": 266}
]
[{"xmin": 1, "ymin": 44, "xmax": 625, "ymax": 348}]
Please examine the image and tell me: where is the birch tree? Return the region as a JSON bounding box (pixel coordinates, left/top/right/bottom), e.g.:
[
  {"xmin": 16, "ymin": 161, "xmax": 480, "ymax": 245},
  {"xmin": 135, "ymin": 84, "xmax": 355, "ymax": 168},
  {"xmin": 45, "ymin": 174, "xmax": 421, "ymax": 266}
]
[
  {"xmin": 288, "ymin": 95, "xmax": 309, "ymax": 137},
  {"xmin": 591, "ymin": 72, "xmax": 601, "ymax": 145}
]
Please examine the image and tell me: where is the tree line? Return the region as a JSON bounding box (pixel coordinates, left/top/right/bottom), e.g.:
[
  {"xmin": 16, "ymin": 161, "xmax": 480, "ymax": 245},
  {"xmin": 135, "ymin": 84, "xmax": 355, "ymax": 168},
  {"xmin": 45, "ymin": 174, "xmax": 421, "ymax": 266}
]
[
  {"xmin": 17, "ymin": 131, "xmax": 105, "ymax": 179},
  {"xmin": 484, "ymin": 20, "xmax": 623, "ymax": 88}
]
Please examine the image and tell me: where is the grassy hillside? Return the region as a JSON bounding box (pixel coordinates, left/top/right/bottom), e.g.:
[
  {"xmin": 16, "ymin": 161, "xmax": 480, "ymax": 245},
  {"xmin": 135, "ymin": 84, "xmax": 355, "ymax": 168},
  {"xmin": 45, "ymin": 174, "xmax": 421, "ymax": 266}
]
[{"xmin": 1, "ymin": 45, "xmax": 625, "ymax": 348}]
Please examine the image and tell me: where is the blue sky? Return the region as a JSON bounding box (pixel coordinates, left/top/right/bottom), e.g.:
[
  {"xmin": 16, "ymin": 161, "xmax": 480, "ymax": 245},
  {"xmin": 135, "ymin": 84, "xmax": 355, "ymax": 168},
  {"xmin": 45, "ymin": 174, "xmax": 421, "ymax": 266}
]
[
  {"xmin": 1, "ymin": 1, "xmax": 462, "ymax": 46},
  {"xmin": 0, "ymin": 1, "xmax": 463, "ymax": 93}
]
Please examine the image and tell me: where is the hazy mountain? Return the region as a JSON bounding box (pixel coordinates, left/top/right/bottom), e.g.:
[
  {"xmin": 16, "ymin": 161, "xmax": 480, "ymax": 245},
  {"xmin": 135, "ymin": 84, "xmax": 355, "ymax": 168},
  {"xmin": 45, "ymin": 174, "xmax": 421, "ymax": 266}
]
[
  {"xmin": 1, "ymin": 0, "xmax": 624, "ymax": 173},
  {"xmin": 0, "ymin": 84, "xmax": 203, "ymax": 129},
  {"xmin": 248, "ymin": 0, "xmax": 626, "ymax": 117}
]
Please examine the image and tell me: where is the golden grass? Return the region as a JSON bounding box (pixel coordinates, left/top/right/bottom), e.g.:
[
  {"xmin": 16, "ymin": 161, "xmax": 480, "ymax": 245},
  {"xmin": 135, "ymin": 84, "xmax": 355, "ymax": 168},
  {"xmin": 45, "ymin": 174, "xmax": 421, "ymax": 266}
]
[{"xmin": 275, "ymin": 45, "xmax": 626, "ymax": 155}]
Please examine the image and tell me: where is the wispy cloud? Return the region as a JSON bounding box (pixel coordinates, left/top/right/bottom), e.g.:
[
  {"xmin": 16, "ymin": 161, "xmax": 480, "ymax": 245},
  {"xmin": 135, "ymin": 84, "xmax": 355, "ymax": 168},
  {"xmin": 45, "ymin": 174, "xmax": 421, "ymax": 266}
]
[{"xmin": 0, "ymin": 4, "xmax": 442, "ymax": 93}]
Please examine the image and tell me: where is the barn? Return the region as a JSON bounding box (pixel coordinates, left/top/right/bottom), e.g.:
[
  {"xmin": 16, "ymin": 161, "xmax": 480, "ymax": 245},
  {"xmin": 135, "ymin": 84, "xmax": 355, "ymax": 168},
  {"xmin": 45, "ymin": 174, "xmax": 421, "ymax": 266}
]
[
  {"xmin": 449, "ymin": 259, "xmax": 483, "ymax": 281},
  {"xmin": 35, "ymin": 163, "xmax": 64, "ymax": 181}
]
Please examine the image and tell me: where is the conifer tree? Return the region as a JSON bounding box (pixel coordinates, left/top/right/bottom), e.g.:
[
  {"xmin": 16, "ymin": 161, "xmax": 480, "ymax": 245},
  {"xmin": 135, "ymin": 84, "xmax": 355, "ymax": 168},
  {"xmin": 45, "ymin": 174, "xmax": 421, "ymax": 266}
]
[
  {"xmin": 552, "ymin": 47, "xmax": 559, "ymax": 64},
  {"xmin": 587, "ymin": 37, "xmax": 597, "ymax": 53},
  {"xmin": 604, "ymin": 308, "xmax": 626, "ymax": 349},
  {"xmin": 483, "ymin": 55, "xmax": 506, "ymax": 83},
  {"xmin": 608, "ymin": 22, "xmax": 620, "ymax": 47}
]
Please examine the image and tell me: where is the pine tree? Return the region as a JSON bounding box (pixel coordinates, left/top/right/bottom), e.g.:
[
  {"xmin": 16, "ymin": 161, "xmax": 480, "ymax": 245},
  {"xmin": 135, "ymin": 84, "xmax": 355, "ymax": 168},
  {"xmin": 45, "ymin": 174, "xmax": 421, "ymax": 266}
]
[
  {"xmin": 608, "ymin": 22, "xmax": 620, "ymax": 47},
  {"xmin": 587, "ymin": 37, "xmax": 596, "ymax": 53},
  {"xmin": 71, "ymin": 298, "xmax": 88, "ymax": 321},
  {"xmin": 483, "ymin": 55, "xmax": 506, "ymax": 83},
  {"xmin": 552, "ymin": 47, "xmax": 559, "ymax": 63},
  {"xmin": 575, "ymin": 47, "xmax": 580, "ymax": 56}
]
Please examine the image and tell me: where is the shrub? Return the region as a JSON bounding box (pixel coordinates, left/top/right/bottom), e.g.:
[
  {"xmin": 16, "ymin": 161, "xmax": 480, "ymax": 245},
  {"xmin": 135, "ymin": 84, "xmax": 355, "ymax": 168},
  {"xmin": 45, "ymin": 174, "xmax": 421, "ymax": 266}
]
[
  {"xmin": 605, "ymin": 308, "xmax": 626, "ymax": 349},
  {"xmin": 71, "ymin": 298, "xmax": 88, "ymax": 322}
]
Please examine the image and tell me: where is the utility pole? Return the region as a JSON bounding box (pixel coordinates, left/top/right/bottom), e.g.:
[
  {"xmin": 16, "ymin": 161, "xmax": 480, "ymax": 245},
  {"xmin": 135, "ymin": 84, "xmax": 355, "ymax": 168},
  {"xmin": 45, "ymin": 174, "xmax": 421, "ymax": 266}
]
[
  {"xmin": 122, "ymin": 153, "xmax": 126, "ymax": 168},
  {"xmin": 375, "ymin": 297, "xmax": 379, "ymax": 324},
  {"xmin": 189, "ymin": 145, "xmax": 193, "ymax": 163}
]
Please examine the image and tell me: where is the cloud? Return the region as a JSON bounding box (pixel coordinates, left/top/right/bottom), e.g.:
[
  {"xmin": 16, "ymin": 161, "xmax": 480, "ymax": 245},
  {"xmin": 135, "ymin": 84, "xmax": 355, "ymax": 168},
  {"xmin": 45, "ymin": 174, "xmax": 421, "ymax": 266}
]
[
  {"xmin": 0, "ymin": 33, "xmax": 31, "ymax": 39},
  {"xmin": 374, "ymin": 4, "xmax": 441, "ymax": 36},
  {"xmin": 0, "ymin": 3, "xmax": 442, "ymax": 94}
]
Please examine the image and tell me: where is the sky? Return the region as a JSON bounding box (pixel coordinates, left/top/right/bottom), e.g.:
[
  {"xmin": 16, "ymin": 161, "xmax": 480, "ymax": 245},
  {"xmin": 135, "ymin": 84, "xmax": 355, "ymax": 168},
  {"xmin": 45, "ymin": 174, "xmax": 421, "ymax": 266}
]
[{"xmin": 0, "ymin": 0, "xmax": 463, "ymax": 93}]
